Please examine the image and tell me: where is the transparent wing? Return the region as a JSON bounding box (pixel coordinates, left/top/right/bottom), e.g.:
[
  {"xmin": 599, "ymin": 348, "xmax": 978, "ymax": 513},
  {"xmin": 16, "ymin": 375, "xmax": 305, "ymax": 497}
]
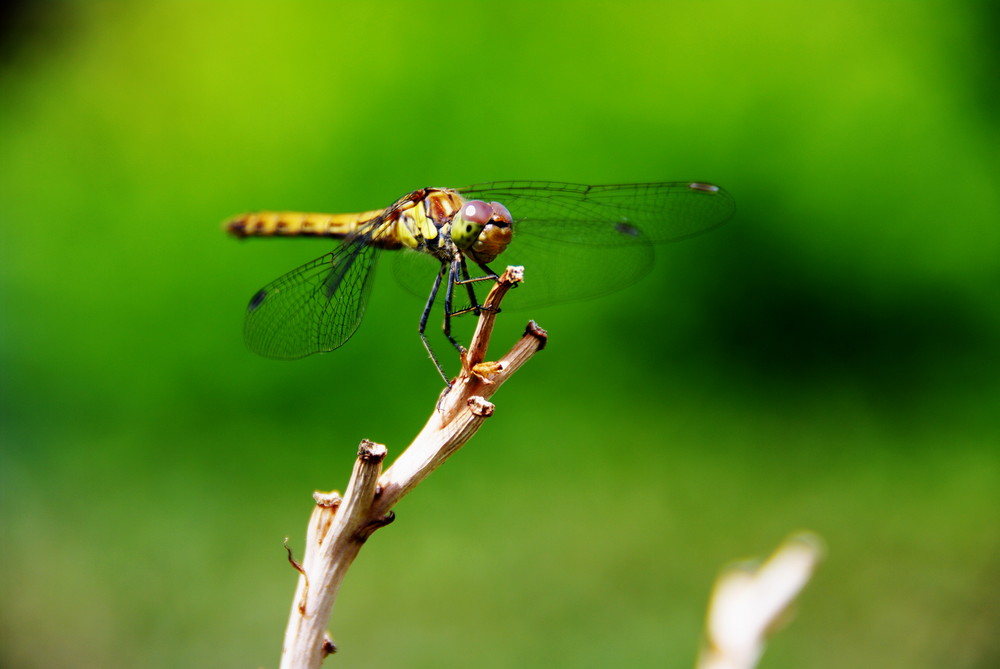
[
  {"xmin": 405, "ymin": 181, "xmax": 734, "ymax": 308},
  {"xmin": 458, "ymin": 181, "xmax": 734, "ymax": 245},
  {"xmin": 392, "ymin": 249, "xmax": 446, "ymax": 301},
  {"xmin": 486, "ymin": 231, "xmax": 655, "ymax": 308},
  {"xmin": 393, "ymin": 227, "xmax": 654, "ymax": 311},
  {"xmin": 243, "ymin": 237, "xmax": 380, "ymax": 359},
  {"xmin": 391, "ymin": 220, "xmax": 656, "ymax": 310}
]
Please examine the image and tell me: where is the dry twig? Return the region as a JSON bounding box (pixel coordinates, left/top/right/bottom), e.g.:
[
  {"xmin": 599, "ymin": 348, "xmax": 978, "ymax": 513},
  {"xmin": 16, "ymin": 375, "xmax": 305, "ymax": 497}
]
[
  {"xmin": 279, "ymin": 266, "xmax": 544, "ymax": 668},
  {"xmin": 697, "ymin": 533, "xmax": 824, "ymax": 669}
]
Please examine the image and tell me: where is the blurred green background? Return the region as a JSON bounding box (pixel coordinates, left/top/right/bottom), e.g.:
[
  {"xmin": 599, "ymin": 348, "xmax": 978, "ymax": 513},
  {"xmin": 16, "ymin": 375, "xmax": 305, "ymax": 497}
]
[{"xmin": 2, "ymin": 1, "xmax": 998, "ymax": 667}]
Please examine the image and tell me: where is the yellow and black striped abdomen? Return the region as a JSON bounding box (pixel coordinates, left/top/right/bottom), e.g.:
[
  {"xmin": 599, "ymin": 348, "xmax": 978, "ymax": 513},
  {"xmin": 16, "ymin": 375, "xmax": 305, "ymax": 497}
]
[{"xmin": 226, "ymin": 209, "xmax": 393, "ymax": 240}]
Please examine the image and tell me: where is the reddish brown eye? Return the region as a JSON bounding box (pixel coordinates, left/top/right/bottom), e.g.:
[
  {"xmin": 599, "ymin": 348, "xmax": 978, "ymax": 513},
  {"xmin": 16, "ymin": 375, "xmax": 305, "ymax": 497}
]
[
  {"xmin": 461, "ymin": 200, "xmax": 493, "ymax": 225},
  {"xmin": 489, "ymin": 201, "xmax": 512, "ymax": 225}
]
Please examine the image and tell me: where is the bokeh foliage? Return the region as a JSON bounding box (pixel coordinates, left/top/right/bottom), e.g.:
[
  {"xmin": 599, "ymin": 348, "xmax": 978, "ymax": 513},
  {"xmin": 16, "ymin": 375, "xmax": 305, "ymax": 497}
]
[{"xmin": 1, "ymin": 1, "xmax": 998, "ymax": 668}]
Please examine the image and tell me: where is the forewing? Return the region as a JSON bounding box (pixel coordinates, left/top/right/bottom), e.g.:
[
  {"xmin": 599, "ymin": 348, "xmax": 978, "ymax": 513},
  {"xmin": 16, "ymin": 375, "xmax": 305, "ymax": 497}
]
[
  {"xmin": 395, "ymin": 181, "xmax": 733, "ymax": 310},
  {"xmin": 459, "ymin": 181, "xmax": 734, "ymax": 245},
  {"xmin": 451, "ymin": 181, "xmax": 733, "ymax": 307},
  {"xmin": 243, "ymin": 238, "xmax": 380, "ymax": 359}
]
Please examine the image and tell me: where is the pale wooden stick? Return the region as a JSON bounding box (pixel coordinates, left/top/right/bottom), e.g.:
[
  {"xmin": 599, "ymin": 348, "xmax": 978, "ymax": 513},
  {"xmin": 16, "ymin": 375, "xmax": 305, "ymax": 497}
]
[
  {"xmin": 280, "ymin": 267, "xmax": 544, "ymax": 668},
  {"xmin": 697, "ymin": 533, "xmax": 824, "ymax": 669}
]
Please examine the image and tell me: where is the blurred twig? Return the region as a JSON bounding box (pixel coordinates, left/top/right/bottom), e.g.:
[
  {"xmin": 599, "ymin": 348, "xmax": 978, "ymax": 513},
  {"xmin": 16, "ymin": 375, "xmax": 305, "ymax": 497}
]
[
  {"xmin": 697, "ymin": 533, "xmax": 824, "ymax": 669},
  {"xmin": 279, "ymin": 266, "xmax": 545, "ymax": 669}
]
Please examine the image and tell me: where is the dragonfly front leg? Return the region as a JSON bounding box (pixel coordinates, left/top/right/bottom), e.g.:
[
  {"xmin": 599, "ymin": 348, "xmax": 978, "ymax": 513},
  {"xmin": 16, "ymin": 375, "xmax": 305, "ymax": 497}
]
[
  {"xmin": 458, "ymin": 257, "xmax": 482, "ymax": 315},
  {"xmin": 419, "ymin": 263, "xmax": 451, "ymax": 385},
  {"xmin": 451, "ymin": 259, "xmax": 502, "ymax": 317}
]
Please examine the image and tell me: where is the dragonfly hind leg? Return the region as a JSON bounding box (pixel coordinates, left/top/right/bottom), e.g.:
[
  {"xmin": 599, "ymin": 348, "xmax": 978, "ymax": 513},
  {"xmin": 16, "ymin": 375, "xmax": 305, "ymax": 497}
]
[{"xmin": 419, "ymin": 264, "xmax": 451, "ymax": 385}]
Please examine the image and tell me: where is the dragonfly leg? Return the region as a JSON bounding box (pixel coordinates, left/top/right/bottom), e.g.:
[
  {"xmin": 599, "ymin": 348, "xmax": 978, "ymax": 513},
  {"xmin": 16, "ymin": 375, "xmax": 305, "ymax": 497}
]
[
  {"xmin": 451, "ymin": 260, "xmax": 501, "ymax": 316},
  {"xmin": 419, "ymin": 264, "xmax": 451, "ymax": 385},
  {"xmin": 459, "ymin": 257, "xmax": 480, "ymax": 315},
  {"xmin": 476, "ymin": 261, "xmax": 499, "ymax": 281},
  {"xmin": 442, "ymin": 257, "xmax": 467, "ymax": 354}
]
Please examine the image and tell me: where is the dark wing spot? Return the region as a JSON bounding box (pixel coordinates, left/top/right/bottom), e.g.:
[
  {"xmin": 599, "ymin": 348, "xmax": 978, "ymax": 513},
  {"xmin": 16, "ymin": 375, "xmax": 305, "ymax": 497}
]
[
  {"xmin": 615, "ymin": 221, "xmax": 641, "ymax": 237},
  {"xmin": 466, "ymin": 224, "xmax": 473, "ymax": 233},
  {"xmin": 248, "ymin": 289, "xmax": 267, "ymax": 311}
]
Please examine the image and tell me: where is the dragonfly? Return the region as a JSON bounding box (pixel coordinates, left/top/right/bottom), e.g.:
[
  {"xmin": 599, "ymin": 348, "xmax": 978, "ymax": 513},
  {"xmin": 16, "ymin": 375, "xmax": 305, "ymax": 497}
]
[{"xmin": 227, "ymin": 181, "xmax": 734, "ymax": 383}]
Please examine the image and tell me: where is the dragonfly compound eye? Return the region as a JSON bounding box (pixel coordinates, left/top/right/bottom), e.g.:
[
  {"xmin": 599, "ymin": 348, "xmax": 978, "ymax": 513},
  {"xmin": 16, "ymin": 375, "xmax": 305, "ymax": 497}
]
[
  {"xmin": 461, "ymin": 200, "xmax": 493, "ymax": 225},
  {"xmin": 467, "ymin": 203, "xmax": 514, "ymax": 264},
  {"xmin": 452, "ymin": 200, "xmax": 492, "ymax": 249}
]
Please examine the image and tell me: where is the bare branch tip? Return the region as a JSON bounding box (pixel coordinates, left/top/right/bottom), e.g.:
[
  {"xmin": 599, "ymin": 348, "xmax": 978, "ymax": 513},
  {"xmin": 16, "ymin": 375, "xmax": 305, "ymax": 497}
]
[
  {"xmin": 312, "ymin": 491, "xmax": 343, "ymax": 508},
  {"xmin": 358, "ymin": 439, "xmax": 388, "ymax": 462},
  {"xmin": 524, "ymin": 320, "xmax": 548, "ymax": 350},
  {"xmin": 501, "ymin": 264, "xmax": 524, "ymax": 285}
]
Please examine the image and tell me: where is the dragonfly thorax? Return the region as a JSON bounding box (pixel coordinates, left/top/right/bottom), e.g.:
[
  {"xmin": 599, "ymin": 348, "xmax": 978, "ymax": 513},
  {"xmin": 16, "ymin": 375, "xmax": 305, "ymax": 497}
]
[
  {"xmin": 389, "ymin": 188, "xmax": 463, "ymax": 261},
  {"xmin": 397, "ymin": 190, "xmax": 514, "ymax": 265}
]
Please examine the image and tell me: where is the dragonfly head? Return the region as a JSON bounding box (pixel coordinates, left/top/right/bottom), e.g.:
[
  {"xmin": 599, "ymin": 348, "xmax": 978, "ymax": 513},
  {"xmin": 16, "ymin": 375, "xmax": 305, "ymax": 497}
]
[{"xmin": 451, "ymin": 199, "xmax": 513, "ymax": 264}]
